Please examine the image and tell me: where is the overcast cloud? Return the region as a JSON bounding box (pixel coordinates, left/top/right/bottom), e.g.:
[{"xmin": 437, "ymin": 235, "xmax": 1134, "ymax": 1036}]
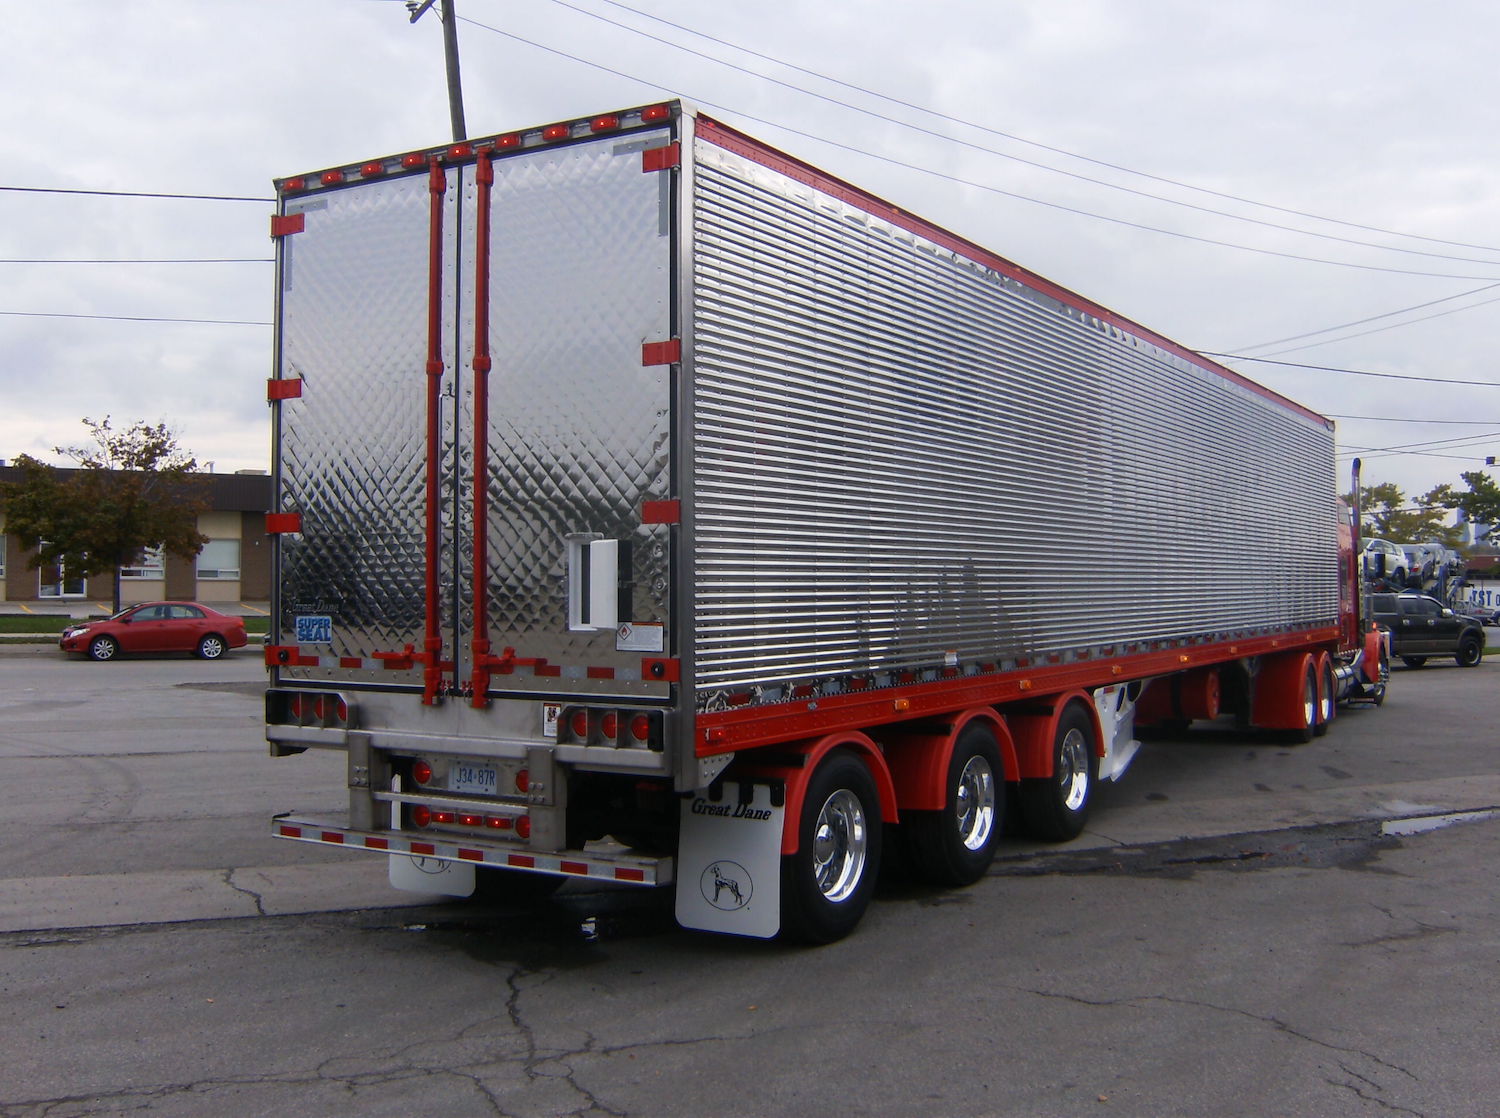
[{"xmin": 4, "ymin": 0, "xmax": 1499, "ymax": 502}]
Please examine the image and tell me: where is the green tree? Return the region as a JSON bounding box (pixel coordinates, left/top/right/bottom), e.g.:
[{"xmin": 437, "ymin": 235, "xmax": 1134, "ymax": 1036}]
[
  {"xmin": 1347, "ymin": 482, "xmax": 1458, "ymax": 544},
  {"xmin": 0, "ymin": 418, "xmax": 210, "ymax": 613},
  {"xmin": 1432, "ymin": 470, "xmax": 1500, "ymax": 546}
]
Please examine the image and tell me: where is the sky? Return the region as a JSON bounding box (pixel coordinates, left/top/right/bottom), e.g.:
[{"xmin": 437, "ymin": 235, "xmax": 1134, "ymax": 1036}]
[{"xmin": 4, "ymin": 0, "xmax": 1500, "ymax": 506}]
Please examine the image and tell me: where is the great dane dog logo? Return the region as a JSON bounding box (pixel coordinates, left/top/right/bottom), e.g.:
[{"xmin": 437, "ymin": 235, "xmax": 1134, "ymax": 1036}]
[{"xmin": 700, "ymin": 860, "xmax": 753, "ymax": 911}]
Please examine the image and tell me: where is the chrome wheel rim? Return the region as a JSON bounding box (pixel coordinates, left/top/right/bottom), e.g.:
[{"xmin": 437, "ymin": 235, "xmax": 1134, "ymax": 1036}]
[
  {"xmin": 1059, "ymin": 728, "xmax": 1090, "ymax": 812},
  {"xmin": 812, "ymin": 789, "xmax": 867, "ymax": 903},
  {"xmin": 1303, "ymin": 672, "xmax": 1317, "ymax": 729},
  {"xmin": 955, "ymin": 756, "xmax": 997, "ymax": 851}
]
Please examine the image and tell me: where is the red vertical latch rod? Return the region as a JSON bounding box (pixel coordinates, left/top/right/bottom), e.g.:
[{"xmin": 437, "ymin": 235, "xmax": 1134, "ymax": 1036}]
[
  {"xmin": 421, "ymin": 157, "xmax": 448, "ymax": 705},
  {"xmin": 470, "ymin": 150, "xmax": 497, "ymax": 707}
]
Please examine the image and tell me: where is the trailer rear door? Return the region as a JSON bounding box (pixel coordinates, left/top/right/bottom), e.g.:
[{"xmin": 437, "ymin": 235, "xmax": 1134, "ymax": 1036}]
[{"xmin": 271, "ymin": 118, "xmax": 677, "ymax": 707}]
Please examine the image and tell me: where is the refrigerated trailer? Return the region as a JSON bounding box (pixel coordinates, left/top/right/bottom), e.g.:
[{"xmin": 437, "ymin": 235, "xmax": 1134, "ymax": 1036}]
[{"xmin": 265, "ymin": 100, "xmax": 1388, "ymax": 942}]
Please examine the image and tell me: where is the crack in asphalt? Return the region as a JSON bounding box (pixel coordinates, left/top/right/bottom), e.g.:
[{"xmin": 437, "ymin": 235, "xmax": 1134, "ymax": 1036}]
[
  {"xmin": 1019, "ymin": 984, "xmax": 1421, "ymax": 1111},
  {"xmin": 220, "ymin": 869, "xmax": 267, "ymax": 918}
]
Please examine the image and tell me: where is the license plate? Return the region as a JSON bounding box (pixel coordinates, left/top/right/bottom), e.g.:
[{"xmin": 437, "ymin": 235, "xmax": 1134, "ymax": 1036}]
[{"xmin": 451, "ymin": 762, "xmax": 498, "ymax": 796}]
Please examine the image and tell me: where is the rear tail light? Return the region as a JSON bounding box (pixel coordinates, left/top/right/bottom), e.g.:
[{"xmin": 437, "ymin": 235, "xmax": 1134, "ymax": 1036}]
[
  {"xmin": 559, "ymin": 707, "xmax": 663, "ymax": 750},
  {"xmin": 272, "ymin": 690, "xmax": 352, "ymax": 729},
  {"xmin": 569, "ymin": 710, "xmax": 591, "ymax": 741},
  {"xmin": 411, "ymin": 760, "xmax": 433, "ymax": 786}
]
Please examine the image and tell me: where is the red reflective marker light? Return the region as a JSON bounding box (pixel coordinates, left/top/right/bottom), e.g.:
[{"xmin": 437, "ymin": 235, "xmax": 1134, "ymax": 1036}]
[
  {"xmin": 591, "ymin": 115, "xmax": 620, "ymax": 133},
  {"xmin": 320, "ymin": 170, "xmax": 345, "ymax": 186},
  {"xmin": 282, "ymin": 177, "xmax": 307, "ymax": 194},
  {"xmin": 543, "ymin": 124, "xmax": 571, "ymax": 141},
  {"xmin": 287, "ymin": 694, "xmax": 305, "ymax": 722},
  {"xmin": 514, "ymin": 768, "xmax": 529, "ymax": 793},
  {"xmin": 601, "ymin": 712, "xmax": 619, "ymax": 740},
  {"xmin": 401, "ymin": 152, "xmax": 427, "ymax": 168},
  {"xmin": 411, "ymin": 760, "xmax": 432, "ymax": 785},
  {"xmin": 569, "ymin": 710, "xmax": 590, "ymax": 740},
  {"xmin": 411, "ymin": 805, "xmax": 432, "ymax": 828},
  {"xmin": 448, "ymin": 143, "xmax": 473, "ymax": 160},
  {"xmin": 641, "ymin": 104, "xmax": 671, "ymax": 123},
  {"xmin": 312, "ymin": 695, "xmax": 328, "ymax": 722},
  {"xmin": 458, "ymin": 813, "xmax": 483, "ymax": 828},
  {"xmin": 360, "ymin": 162, "xmax": 385, "ymax": 178},
  {"xmin": 495, "ymin": 134, "xmax": 521, "ymax": 150},
  {"xmin": 516, "ymin": 816, "xmax": 532, "ymax": 839},
  {"xmin": 630, "ymin": 714, "xmax": 652, "ymax": 742},
  {"xmin": 434, "ymin": 811, "xmax": 456, "ymax": 825},
  {"xmin": 485, "ymin": 816, "xmax": 512, "ymax": 830}
]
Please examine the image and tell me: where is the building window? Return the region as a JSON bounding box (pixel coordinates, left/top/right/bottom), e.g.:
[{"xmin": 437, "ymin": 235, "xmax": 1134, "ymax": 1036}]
[
  {"xmin": 197, "ymin": 539, "xmax": 241, "ymax": 581},
  {"xmin": 121, "ymin": 546, "xmax": 165, "ymax": 580}
]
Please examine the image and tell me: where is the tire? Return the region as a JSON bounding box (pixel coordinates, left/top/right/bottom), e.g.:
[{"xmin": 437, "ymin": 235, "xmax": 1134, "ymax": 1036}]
[
  {"xmin": 1370, "ymin": 647, "xmax": 1389, "ymax": 707},
  {"xmin": 906, "ymin": 725, "xmax": 1003, "ymax": 886},
  {"xmin": 197, "ymin": 634, "xmax": 227, "ymax": 660},
  {"xmin": 1017, "ymin": 703, "xmax": 1097, "ymax": 842},
  {"xmin": 1313, "ymin": 660, "xmax": 1336, "ymax": 738},
  {"xmin": 88, "ymin": 635, "xmax": 119, "ymax": 662},
  {"xmin": 1456, "ymin": 636, "xmax": 1483, "ymax": 668},
  {"xmin": 1400, "ymin": 656, "xmax": 1427, "ymax": 669},
  {"xmin": 1286, "ymin": 661, "xmax": 1318, "ymax": 744},
  {"xmin": 781, "ymin": 750, "xmax": 882, "ymax": 945}
]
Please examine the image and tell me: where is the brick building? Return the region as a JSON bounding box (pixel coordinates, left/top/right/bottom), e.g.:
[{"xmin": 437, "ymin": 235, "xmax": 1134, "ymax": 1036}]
[{"xmin": 0, "ymin": 467, "xmax": 273, "ymax": 607}]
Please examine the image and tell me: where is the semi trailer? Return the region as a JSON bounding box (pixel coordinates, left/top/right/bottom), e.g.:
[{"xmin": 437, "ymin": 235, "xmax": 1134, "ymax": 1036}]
[{"xmin": 264, "ymin": 100, "xmax": 1387, "ymax": 942}]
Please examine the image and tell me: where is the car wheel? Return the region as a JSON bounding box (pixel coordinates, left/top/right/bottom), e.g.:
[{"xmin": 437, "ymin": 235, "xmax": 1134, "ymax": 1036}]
[
  {"xmin": 88, "ymin": 635, "xmax": 120, "ymax": 662},
  {"xmin": 1400, "ymin": 655, "xmax": 1427, "ymax": 669},
  {"xmin": 197, "ymin": 634, "xmax": 227, "ymax": 660},
  {"xmin": 1456, "ymin": 636, "xmax": 1483, "ymax": 668}
]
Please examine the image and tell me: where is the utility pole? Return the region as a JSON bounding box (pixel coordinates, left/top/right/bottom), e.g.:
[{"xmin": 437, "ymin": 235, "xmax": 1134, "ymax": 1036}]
[{"xmin": 406, "ymin": 0, "xmax": 468, "ymax": 142}]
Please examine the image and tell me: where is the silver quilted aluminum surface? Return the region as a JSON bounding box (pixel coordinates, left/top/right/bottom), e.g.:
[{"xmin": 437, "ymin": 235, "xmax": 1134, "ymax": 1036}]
[
  {"xmin": 459, "ymin": 132, "xmax": 674, "ymax": 696},
  {"xmin": 687, "ymin": 139, "xmax": 1338, "ymax": 706},
  {"xmin": 277, "ymin": 171, "xmax": 452, "ymax": 685},
  {"xmin": 275, "ymin": 131, "xmax": 674, "ymax": 699}
]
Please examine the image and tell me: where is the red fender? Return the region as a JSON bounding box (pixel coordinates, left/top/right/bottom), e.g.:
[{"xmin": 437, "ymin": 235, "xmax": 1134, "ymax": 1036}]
[
  {"xmin": 1007, "ymin": 690, "xmax": 1102, "ymax": 780},
  {"xmin": 880, "ymin": 709, "xmax": 1018, "ymax": 813},
  {"xmin": 1251, "ymin": 651, "xmax": 1316, "ymax": 731},
  {"xmin": 733, "ymin": 732, "xmax": 898, "ymax": 856}
]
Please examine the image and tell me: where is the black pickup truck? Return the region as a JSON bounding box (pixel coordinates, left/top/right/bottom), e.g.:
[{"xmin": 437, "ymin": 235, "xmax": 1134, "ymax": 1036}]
[{"xmin": 1370, "ymin": 592, "xmax": 1485, "ymax": 668}]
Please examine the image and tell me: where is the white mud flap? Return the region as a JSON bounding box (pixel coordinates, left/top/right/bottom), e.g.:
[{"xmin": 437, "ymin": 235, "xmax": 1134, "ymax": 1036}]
[
  {"xmin": 389, "ymin": 852, "xmax": 476, "ymax": 897},
  {"xmin": 675, "ymin": 781, "xmax": 784, "ymax": 938}
]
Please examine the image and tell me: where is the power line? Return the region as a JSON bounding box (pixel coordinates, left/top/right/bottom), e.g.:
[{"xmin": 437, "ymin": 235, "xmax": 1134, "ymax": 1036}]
[
  {"xmin": 561, "ymin": 0, "xmax": 1500, "ymax": 260},
  {"xmin": 1232, "ymin": 282, "xmax": 1500, "ymax": 353},
  {"xmin": 1242, "ymin": 289, "xmax": 1500, "ymax": 359},
  {"xmin": 458, "ymin": 15, "xmax": 1500, "ymax": 283},
  {"xmin": 0, "ymin": 310, "xmax": 270, "ymax": 326},
  {"xmin": 1, "ymin": 257, "xmax": 273, "ymax": 264},
  {"xmin": 1328, "ymin": 413, "xmax": 1500, "ymax": 425},
  {"xmin": 0, "ymin": 185, "xmax": 271, "ymax": 203},
  {"xmin": 1204, "ymin": 353, "xmax": 1500, "ymax": 387}
]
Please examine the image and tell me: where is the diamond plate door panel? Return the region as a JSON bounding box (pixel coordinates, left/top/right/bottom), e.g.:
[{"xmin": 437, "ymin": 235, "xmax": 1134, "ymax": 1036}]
[
  {"xmin": 275, "ymin": 170, "xmax": 459, "ymax": 686},
  {"xmin": 458, "ymin": 131, "xmax": 675, "ymax": 699}
]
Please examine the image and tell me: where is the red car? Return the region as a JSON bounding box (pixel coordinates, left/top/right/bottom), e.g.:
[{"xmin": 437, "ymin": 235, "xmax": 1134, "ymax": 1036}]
[{"xmin": 60, "ymin": 602, "xmax": 249, "ymax": 662}]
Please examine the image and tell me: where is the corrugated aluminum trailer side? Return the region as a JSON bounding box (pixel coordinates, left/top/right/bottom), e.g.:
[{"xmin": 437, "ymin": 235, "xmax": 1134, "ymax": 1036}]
[{"xmin": 682, "ymin": 115, "xmax": 1339, "ymax": 728}]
